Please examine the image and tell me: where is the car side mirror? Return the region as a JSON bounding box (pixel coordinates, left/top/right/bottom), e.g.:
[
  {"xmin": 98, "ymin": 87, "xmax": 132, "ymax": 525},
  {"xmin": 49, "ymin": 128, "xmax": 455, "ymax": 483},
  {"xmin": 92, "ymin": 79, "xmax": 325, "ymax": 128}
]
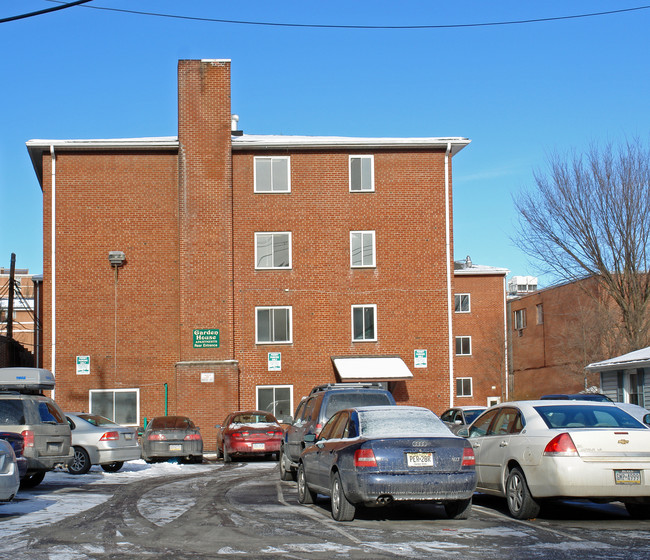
[
  {"xmin": 643, "ymin": 413, "xmax": 650, "ymax": 426},
  {"xmin": 457, "ymin": 427, "xmax": 469, "ymax": 438},
  {"xmin": 304, "ymin": 434, "xmax": 316, "ymax": 443},
  {"xmin": 215, "ymin": 424, "xmax": 222, "ymax": 429},
  {"xmin": 454, "ymin": 419, "xmax": 462, "ymax": 425}
]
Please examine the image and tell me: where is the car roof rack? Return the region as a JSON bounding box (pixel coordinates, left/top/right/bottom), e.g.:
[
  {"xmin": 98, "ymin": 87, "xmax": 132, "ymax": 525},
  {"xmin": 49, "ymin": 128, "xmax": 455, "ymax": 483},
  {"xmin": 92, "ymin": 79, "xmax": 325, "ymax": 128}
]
[
  {"xmin": 0, "ymin": 367, "xmax": 55, "ymax": 393},
  {"xmin": 309, "ymin": 382, "xmax": 384, "ymax": 395}
]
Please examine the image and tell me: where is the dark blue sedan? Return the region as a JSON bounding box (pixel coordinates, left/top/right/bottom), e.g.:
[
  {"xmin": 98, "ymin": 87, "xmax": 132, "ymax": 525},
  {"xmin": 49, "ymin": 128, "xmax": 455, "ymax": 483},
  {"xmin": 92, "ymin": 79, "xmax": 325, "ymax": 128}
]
[{"xmin": 297, "ymin": 406, "xmax": 477, "ymax": 521}]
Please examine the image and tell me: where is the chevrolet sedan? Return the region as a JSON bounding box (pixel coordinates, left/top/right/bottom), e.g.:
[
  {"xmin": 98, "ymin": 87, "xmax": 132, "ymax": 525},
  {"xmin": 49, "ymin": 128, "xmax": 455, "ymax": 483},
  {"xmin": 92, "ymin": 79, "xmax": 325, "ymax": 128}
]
[
  {"xmin": 66, "ymin": 413, "xmax": 141, "ymax": 474},
  {"xmin": 297, "ymin": 406, "xmax": 477, "ymax": 521},
  {"xmin": 461, "ymin": 400, "xmax": 650, "ymax": 519}
]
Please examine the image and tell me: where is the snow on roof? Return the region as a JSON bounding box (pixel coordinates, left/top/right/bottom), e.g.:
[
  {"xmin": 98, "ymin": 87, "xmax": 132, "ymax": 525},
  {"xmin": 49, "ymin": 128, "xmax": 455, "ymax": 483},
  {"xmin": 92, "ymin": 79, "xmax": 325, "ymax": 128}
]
[
  {"xmin": 454, "ymin": 263, "xmax": 510, "ymax": 276},
  {"xmin": 585, "ymin": 346, "xmax": 650, "ymax": 371}
]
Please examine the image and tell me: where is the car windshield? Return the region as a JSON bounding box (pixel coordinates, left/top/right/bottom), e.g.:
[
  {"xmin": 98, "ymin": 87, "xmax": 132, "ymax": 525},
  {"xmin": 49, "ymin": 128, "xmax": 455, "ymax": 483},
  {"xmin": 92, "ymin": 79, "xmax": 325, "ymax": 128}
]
[
  {"xmin": 78, "ymin": 414, "xmax": 119, "ymax": 427},
  {"xmin": 464, "ymin": 409, "xmax": 484, "ymax": 424},
  {"xmin": 358, "ymin": 408, "xmax": 450, "ymax": 438},
  {"xmin": 534, "ymin": 405, "xmax": 646, "ymax": 429},
  {"xmin": 150, "ymin": 416, "xmax": 195, "ymax": 430},
  {"xmin": 231, "ymin": 412, "xmax": 276, "ymax": 424},
  {"xmin": 324, "ymin": 392, "xmax": 391, "ymax": 421}
]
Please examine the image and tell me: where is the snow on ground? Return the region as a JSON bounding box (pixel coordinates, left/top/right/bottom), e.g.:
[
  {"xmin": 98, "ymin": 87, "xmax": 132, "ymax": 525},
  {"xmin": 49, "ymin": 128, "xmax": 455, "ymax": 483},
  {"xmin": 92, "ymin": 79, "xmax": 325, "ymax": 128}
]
[{"xmin": 0, "ymin": 459, "xmax": 217, "ymax": 537}]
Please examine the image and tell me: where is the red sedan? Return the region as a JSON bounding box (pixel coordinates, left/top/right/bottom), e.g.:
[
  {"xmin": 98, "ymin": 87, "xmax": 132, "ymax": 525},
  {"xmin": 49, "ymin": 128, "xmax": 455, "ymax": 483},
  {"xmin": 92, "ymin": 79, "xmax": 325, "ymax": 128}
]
[{"xmin": 216, "ymin": 411, "xmax": 284, "ymax": 462}]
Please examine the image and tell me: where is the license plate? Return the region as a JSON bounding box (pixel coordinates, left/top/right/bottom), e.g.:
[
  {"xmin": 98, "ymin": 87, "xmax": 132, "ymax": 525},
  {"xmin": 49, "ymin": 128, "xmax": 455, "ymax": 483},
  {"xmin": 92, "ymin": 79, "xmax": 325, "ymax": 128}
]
[
  {"xmin": 615, "ymin": 469, "xmax": 641, "ymax": 485},
  {"xmin": 407, "ymin": 452, "xmax": 434, "ymax": 467},
  {"xmin": 124, "ymin": 433, "xmax": 133, "ymax": 440},
  {"xmin": 252, "ymin": 443, "xmax": 265, "ymax": 450},
  {"xmin": 169, "ymin": 444, "xmax": 183, "ymax": 452}
]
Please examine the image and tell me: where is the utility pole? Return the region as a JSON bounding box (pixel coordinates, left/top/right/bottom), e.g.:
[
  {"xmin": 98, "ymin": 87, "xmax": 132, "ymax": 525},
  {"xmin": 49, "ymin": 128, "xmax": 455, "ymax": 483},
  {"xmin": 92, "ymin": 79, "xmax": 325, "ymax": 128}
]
[{"xmin": 7, "ymin": 253, "xmax": 15, "ymax": 340}]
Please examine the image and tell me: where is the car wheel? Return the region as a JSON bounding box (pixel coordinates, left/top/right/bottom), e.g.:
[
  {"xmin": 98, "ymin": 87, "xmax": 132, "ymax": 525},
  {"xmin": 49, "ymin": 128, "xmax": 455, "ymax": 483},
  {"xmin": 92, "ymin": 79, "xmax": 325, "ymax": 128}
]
[
  {"xmin": 330, "ymin": 471, "xmax": 355, "ymax": 522},
  {"xmin": 101, "ymin": 461, "xmax": 124, "ymax": 473},
  {"xmin": 20, "ymin": 471, "xmax": 46, "ymax": 489},
  {"xmin": 223, "ymin": 446, "xmax": 231, "ymax": 463},
  {"xmin": 444, "ymin": 498, "xmax": 472, "ymax": 519},
  {"xmin": 506, "ymin": 467, "xmax": 540, "ymax": 519},
  {"xmin": 216, "ymin": 446, "xmax": 222, "ymax": 460},
  {"xmin": 279, "ymin": 447, "xmax": 295, "ymax": 481},
  {"xmin": 69, "ymin": 446, "xmax": 92, "ymax": 475},
  {"xmin": 625, "ymin": 502, "xmax": 650, "ymax": 519},
  {"xmin": 297, "ymin": 463, "xmax": 317, "ymax": 505}
]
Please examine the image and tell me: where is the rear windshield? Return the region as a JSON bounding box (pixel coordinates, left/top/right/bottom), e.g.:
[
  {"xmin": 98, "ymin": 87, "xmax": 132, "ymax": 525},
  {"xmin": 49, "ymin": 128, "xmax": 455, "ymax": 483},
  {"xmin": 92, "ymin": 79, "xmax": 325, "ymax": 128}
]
[
  {"xmin": 359, "ymin": 408, "xmax": 451, "ymax": 438},
  {"xmin": 78, "ymin": 414, "xmax": 119, "ymax": 427},
  {"xmin": 0, "ymin": 400, "xmax": 26, "ymax": 425},
  {"xmin": 324, "ymin": 392, "xmax": 392, "ymax": 421},
  {"xmin": 534, "ymin": 405, "xmax": 646, "ymax": 429},
  {"xmin": 150, "ymin": 416, "xmax": 195, "ymax": 430},
  {"xmin": 231, "ymin": 412, "xmax": 276, "ymax": 424}
]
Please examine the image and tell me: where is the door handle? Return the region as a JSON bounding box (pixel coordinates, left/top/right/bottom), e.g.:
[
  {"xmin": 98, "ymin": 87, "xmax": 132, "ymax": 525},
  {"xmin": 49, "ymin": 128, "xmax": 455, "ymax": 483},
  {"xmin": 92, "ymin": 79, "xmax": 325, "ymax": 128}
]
[
  {"xmin": 472, "ymin": 443, "xmax": 480, "ymax": 448},
  {"xmin": 499, "ymin": 441, "xmax": 508, "ymax": 447}
]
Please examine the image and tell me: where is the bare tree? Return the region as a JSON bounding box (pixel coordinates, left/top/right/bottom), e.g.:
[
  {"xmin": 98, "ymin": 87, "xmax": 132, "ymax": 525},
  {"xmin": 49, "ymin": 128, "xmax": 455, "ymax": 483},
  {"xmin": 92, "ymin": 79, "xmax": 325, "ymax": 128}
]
[{"xmin": 514, "ymin": 139, "xmax": 650, "ymax": 352}]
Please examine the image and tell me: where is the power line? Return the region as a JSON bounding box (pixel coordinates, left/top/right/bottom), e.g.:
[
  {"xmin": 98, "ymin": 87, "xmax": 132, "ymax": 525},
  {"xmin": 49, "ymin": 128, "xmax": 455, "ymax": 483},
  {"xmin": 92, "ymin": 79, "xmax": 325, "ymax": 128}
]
[
  {"xmin": 36, "ymin": 2, "xmax": 650, "ymax": 29},
  {"xmin": 0, "ymin": 0, "xmax": 94, "ymax": 24}
]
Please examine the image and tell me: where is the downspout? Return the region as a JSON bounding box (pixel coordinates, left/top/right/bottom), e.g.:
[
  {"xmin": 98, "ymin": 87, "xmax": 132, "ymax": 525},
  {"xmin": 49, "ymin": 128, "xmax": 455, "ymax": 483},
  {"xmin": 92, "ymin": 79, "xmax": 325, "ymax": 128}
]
[
  {"xmin": 444, "ymin": 142, "xmax": 454, "ymax": 408},
  {"xmin": 50, "ymin": 145, "xmax": 56, "ymax": 399},
  {"xmin": 503, "ymin": 276, "xmax": 509, "ymax": 401}
]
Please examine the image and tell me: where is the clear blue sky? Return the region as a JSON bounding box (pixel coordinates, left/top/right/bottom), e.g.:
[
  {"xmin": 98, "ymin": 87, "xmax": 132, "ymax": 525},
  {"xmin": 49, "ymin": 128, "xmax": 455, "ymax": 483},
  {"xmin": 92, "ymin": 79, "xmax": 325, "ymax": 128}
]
[{"xmin": 2, "ymin": 1, "xmax": 649, "ymax": 287}]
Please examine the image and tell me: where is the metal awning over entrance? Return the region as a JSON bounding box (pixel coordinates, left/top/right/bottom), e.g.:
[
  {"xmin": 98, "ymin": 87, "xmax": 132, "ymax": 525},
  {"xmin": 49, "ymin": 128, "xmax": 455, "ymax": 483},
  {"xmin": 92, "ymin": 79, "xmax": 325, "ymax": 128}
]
[{"xmin": 331, "ymin": 356, "xmax": 413, "ymax": 382}]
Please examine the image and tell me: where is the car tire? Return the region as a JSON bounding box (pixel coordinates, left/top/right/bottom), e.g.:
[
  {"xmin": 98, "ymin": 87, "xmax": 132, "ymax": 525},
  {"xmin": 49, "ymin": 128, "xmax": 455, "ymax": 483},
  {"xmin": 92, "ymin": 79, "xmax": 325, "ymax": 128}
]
[
  {"xmin": 297, "ymin": 463, "xmax": 317, "ymax": 505},
  {"xmin": 216, "ymin": 446, "xmax": 222, "ymax": 460},
  {"xmin": 330, "ymin": 471, "xmax": 355, "ymax": 522},
  {"xmin": 625, "ymin": 502, "xmax": 650, "ymax": 519},
  {"xmin": 223, "ymin": 446, "xmax": 231, "ymax": 463},
  {"xmin": 101, "ymin": 461, "xmax": 124, "ymax": 473},
  {"xmin": 69, "ymin": 446, "xmax": 92, "ymax": 475},
  {"xmin": 279, "ymin": 447, "xmax": 295, "ymax": 481},
  {"xmin": 444, "ymin": 498, "xmax": 472, "ymax": 519},
  {"xmin": 506, "ymin": 466, "xmax": 540, "ymax": 519},
  {"xmin": 20, "ymin": 471, "xmax": 46, "ymax": 489}
]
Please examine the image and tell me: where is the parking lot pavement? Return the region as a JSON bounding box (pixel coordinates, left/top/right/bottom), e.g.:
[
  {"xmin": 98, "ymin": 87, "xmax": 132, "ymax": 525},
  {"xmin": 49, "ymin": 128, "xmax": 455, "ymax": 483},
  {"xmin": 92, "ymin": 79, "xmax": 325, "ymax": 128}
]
[{"xmin": 0, "ymin": 460, "xmax": 648, "ymax": 560}]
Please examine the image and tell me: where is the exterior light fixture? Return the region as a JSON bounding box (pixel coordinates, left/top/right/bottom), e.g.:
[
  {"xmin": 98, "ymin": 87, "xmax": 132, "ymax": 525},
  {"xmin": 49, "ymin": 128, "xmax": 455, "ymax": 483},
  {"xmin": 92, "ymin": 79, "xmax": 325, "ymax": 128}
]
[{"xmin": 108, "ymin": 251, "xmax": 126, "ymax": 267}]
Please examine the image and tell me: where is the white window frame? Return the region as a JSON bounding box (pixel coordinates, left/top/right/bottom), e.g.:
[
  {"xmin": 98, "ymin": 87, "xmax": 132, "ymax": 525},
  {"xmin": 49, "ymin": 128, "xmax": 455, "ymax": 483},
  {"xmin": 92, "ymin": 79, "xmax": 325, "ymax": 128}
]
[
  {"xmin": 455, "ymin": 336, "xmax": 472, "ymax": 356},
  {"xmin": 349, "ymin": 155, "xmax": 375, "ymax": 192},
  {"xmin": 514, "ymin": 309, "xmax": 527, "ymax": 330},
  {"xmin": 256, "ymin": 384, "xmax": 294, "ymax": 422},
  {"xmin": 455, "ymin": 293, "xmax": 471, "ymax": 313},
  {"xmin": 351, "ymin": 304, "xmax": 377, "ymax": 342},
  {"xmin": 255, "ymin": 232, "xmax": 292, "ymax": 269},
  {"xmin": 350, "ymin": 230, "xmax": 376, "ymax": 268},
  {"xmin": 88, "ymin": 388, "xmax": 140, "ymax": 427},
  {"xmin": 255, "ymin": 306, "xmax": 293, "ymax": 344},
  {"xmin": 456, "ymin": 378, "xmax": 473, "ymax": 397},
  {"xmin": 536, "ymin": 304, "xmax": 543, "ymax": 325},
  {"xmin": 254, "ymin": 156, "xmax": 291, "ymax": 193}
]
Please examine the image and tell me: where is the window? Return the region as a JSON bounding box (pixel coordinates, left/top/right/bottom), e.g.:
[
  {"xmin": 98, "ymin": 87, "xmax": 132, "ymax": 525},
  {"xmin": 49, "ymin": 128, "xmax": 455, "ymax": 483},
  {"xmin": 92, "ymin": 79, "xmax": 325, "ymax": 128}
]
[
  {"xmin": 350, "ymin": 231, "xmax": 376, "ymax": 267},
  {"xmin": 536, "ymin": 304, "xmax": 543, "ymax": 325},
  {"xmin": 255, "ymin": 232, "xmax": 291, "ymax": 269},
  {"xmin": 257, "ymin": 385, "xmax": 293, "ymax": 422},
  {"xmin": 456, "ymin": 377, "xmax": 473, "ymax": 397},
  {"xmin": 455, "ymin": 294, "xmax": 471, "ymax": 313},
  {"xmin": 254, "ymin": 156, "xmax": 290, "ymax": 193},
  {"xmin": 89, "ymin": 389, "xmax": 139, "ymax": 426},
  {"xmin": 256, "ymin": 306, "xmax": 292, "ymax": 343},
  {"xmin": 352, "ymin": 304, "xmax": 377, "ymax": 341},
  {"xmin": 349, "ymin": 155, "xmax": 374, "ymax": 192},
  {"xmin": 514, "ymin": 309, "xmax": 527, "ymax": 330},
  {"xmin": 455, "ymin": 336, "xmax": 471, "ymax": 356}
]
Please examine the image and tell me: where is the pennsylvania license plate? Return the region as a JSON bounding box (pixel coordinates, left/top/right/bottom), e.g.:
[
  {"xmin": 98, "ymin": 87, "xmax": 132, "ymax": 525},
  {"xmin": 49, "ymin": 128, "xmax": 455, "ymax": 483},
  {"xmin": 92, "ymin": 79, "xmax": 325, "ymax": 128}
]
[
  {"xmin": 169, "ymin": 444, "xmax": 183, "ymax": 452},
  {"xmin": 252, "ymin": 443, "xmax": 265, "ymax": 450},
  {"xmin": 407, "ymin": 452, "xmax": 434, "ymax": 467},
  {"xmin": 125, "ymin": 433, "xmax": 133, "ymax": 440},
  {"xmin": 615, "ymin": 469, "xmax": 641, "ymax": 485}
]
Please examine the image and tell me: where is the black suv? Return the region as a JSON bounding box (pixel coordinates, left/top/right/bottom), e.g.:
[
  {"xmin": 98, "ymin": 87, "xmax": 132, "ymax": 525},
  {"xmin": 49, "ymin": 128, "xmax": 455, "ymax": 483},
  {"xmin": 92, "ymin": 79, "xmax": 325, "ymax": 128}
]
[{"xmin": 279, "ymin": 383, "xmax": 396, "ymax": 481}]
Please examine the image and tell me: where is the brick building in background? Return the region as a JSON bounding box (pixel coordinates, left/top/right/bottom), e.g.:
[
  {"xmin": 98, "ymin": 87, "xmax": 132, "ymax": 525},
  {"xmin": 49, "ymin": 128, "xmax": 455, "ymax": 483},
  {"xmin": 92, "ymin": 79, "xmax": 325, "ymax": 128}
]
[{"xmin": 26, "ymin": 59, "xmax": 484, "ymax": 444}]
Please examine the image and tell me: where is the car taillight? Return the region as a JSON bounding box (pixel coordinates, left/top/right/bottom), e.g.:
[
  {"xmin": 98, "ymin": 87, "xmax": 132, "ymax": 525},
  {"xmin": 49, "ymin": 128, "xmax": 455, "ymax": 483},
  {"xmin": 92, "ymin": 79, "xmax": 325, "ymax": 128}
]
[
  {"xmin": 21, "ymin": 430, "xmax": 34, "ymax": 448},
  {"xmin": 354, "ymin": 448, "xmax": 377, "ymax": 467},
  {"xmin": 266, "ymin": 430, "xmax": 284, "ymax": 437},
  {"xmin": 315, "ymin": 423, "xmax": 323, "ymax": 435},
  {"xmin": 544, "ymin": 433, "xmax": 578, "ymax": 456},
  {"xmin": 99, "ymin": 431, "xmax": 119, "ymax": 441},
  {"xmin": 231, "ymin": 432, "xmax": 243, "ymax": 440},
  {"xmin": 461, "ymin": 447, "xmax": 475, "ymax": 467},
  {"xmin": 184, "ymin": 434, "xmax": 202, "ymax": 441},
  {"xmin": 148, "ymin": 433, "xmax": 166, "ymax": 441}
]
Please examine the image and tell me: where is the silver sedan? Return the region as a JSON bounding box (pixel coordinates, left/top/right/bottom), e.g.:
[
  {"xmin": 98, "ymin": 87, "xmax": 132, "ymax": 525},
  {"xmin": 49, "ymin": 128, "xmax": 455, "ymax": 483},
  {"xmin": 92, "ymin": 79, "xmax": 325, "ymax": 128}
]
[
  {"xmin": 0, "ymin": 439, "xmax": 20, "ymax": 501},
  {"xmin": 66, "ymin": 413, "xmax": 141, "ymax": 474},
  {"xmin": 461, "ymin": 400, "xmax": 650, "ymax": 519}
]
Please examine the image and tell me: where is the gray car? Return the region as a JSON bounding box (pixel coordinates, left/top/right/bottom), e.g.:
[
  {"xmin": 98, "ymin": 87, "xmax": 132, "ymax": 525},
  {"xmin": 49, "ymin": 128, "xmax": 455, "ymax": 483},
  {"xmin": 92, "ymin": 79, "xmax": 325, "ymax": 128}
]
[
  {"xmin": 0, "ymin": 367, "xmax": 73, "ymax": 488},
  {"xmin": 0, "ymin": 439, "xmax": 20, "ymax": 502},
  {"xmin": 66, "ymin": 413, "xmax": 141, "ymax": 474},
  {"xmin": 141, "ymin": 416, "xmax": 203, "ymax": 463},
  {"xmin": 440, "ymin": 406, "xmax": 488, "ymax": 435}
]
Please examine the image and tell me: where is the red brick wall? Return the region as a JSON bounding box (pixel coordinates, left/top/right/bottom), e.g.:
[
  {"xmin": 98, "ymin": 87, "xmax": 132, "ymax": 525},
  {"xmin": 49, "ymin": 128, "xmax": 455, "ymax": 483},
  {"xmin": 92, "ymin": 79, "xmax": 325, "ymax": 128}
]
[{"xmin": 453, "ymin": 273, "xmax": 507, "ymax": 412}]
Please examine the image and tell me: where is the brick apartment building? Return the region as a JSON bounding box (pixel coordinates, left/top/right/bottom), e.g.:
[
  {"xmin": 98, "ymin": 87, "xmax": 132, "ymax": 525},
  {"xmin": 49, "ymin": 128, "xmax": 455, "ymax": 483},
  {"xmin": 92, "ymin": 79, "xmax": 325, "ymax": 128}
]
[{"xmin": 25, "ymin": 59, "xmax": 494, "ymax": 443}]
